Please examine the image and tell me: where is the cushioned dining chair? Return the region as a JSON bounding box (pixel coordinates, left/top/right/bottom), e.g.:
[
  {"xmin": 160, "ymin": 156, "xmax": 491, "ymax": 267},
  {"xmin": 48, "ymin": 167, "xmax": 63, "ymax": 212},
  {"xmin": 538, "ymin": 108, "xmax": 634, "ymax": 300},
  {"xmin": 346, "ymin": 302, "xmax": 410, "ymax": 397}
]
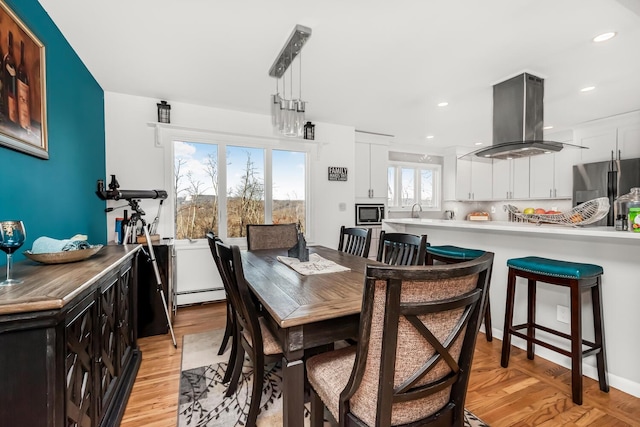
[
  {"xmin": 376, "ymin": 231, "xmax": 428, "ymax": 266},
  {"xmin": 216, "ymin": 242, "xmax": 284, "ymax": 426},
  {"xmin": 306, "ymin": 252, "xmax": 494, "ymax": 427},
  {"xmin": 338, "ymin": 226, "xmax": 372, "ymax": 258},
  {"xmin": 246, "ymin": 223, "xmax": 299, "ymax": 250},
  {"xmin": 205, "ymin": 232, "xmax": 235, "ymax": 360}
]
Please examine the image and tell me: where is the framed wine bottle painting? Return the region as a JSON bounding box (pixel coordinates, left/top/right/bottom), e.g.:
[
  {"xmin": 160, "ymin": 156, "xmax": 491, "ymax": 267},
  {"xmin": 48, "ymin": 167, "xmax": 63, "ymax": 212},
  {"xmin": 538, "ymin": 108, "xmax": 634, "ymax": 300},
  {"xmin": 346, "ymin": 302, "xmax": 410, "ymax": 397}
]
[{"xmin": 0, "ymin": 1, "xmax": 47, "ymax": 159}]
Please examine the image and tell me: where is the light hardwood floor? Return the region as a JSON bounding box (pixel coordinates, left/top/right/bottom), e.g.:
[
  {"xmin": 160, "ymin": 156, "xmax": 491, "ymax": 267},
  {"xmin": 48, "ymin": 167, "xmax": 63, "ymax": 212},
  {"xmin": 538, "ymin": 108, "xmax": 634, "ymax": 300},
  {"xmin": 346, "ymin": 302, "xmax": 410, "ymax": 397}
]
[{"xmin": 121, "ymin": 303, "xmax": 640, "ymax": 427}]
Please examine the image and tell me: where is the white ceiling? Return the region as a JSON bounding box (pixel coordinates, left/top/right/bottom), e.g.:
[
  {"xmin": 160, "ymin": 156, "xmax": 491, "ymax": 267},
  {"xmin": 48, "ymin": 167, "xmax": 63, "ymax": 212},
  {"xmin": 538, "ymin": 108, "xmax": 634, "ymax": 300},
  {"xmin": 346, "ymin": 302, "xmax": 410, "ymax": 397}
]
[{"xmin": 37, "ymin": 0, "xmax": 640, "ymax": 151}]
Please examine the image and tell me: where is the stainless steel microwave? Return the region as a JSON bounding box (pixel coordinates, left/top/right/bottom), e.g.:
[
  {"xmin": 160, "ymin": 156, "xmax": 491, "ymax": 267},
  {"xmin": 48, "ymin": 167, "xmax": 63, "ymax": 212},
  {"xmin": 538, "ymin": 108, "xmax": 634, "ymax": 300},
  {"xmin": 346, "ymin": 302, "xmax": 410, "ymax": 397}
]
[{"xmin": 355, "ymin": 203, "xmax": 385, "ymax": 225}]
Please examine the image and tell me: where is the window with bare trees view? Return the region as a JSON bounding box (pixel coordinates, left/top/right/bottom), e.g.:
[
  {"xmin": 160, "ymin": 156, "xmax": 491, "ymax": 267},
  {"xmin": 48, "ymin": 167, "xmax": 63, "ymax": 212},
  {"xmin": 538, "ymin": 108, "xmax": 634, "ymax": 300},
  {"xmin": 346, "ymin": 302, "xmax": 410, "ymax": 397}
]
[{"xmin": 174, "ymin": 141, "xmax": 306, "ymax": 241}]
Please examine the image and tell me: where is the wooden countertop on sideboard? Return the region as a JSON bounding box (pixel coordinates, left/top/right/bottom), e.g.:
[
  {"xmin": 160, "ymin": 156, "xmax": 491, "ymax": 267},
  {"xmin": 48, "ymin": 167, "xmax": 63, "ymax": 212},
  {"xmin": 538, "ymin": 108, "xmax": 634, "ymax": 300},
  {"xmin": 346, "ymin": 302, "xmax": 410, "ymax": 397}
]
[{"xmin": 0, "ymin": 244, "xmax": 140, "ymax": 316}]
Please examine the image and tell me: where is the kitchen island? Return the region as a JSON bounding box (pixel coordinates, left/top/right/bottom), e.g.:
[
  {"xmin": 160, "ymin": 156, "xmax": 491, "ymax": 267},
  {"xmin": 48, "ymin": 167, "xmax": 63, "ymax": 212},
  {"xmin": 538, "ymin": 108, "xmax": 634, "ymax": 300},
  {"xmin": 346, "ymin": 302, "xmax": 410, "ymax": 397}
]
[{"xmin": 383, "ymin": 218, "xmax": 640, "ymax": 398}]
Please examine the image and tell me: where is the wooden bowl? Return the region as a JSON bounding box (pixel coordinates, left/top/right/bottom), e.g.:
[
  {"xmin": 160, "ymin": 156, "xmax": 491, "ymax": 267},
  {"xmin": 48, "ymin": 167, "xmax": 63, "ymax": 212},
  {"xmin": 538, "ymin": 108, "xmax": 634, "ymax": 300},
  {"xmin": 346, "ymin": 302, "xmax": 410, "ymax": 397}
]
[{"xmin": 23, "ymin": 245, "xmax": 104, "ymax": 265}]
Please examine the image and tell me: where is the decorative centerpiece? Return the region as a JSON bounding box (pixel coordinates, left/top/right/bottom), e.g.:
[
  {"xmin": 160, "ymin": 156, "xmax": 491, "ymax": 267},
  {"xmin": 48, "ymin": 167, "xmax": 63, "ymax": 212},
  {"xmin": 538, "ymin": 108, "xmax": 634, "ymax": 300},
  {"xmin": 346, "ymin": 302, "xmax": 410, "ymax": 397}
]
[{"xmin": 287, "ymin": 222, "xmax": 309, "ymax": 261}]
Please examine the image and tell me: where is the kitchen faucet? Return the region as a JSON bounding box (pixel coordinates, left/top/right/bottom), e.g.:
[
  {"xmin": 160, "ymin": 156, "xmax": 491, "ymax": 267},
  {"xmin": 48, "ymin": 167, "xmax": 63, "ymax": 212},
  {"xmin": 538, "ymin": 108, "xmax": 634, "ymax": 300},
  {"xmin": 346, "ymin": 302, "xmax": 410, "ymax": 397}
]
[{"xmin": 411, "ymin": 203, "xmax": 422, "ymax": 218}]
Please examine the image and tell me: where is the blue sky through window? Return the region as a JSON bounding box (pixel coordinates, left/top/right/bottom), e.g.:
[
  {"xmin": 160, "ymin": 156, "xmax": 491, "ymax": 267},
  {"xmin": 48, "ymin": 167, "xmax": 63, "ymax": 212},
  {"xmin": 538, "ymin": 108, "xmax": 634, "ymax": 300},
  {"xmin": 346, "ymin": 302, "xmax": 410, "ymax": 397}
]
[{"xmin": 175, "ymin": 141, "xmax": 305, "ymax": 200}]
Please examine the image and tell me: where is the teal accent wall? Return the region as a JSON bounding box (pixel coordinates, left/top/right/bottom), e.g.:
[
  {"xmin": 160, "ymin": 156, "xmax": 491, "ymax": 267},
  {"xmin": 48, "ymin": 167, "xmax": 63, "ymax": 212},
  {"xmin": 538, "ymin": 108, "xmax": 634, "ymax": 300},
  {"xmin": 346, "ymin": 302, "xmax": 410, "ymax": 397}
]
[{"xmin": 0, "ymin": 0, "xmax": 106, "ymax": 263}]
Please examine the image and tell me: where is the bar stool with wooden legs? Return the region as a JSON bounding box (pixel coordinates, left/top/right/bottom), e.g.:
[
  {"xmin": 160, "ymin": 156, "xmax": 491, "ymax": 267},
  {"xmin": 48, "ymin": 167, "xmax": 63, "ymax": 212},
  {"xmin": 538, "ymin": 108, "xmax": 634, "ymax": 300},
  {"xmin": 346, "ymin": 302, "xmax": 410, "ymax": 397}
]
[
  {"xmin": 426, "ymin": 245, "xmax": 493, "ymax": 341},
  {"xmin": 500, "ymin": 256, "xmax": 609, "ymax": 405}
]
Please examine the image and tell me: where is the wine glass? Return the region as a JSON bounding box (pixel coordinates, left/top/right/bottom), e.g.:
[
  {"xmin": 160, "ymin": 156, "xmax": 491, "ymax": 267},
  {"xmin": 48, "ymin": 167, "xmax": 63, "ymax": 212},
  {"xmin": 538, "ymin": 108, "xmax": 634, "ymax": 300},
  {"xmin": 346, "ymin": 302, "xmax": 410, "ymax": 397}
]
[{"xmin": 0, "ymin": 220, "xmax": 26, "ymax": 286}]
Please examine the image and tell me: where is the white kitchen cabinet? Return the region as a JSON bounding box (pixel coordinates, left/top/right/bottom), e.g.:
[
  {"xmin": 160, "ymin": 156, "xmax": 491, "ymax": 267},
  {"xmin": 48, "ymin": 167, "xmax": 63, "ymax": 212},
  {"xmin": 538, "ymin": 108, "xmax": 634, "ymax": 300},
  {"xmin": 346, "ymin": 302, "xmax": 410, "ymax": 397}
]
[
  {"xmin": 456, "ymin": 158, "xmax": 492, "ymax": 201},
  {"xmin": 355, "ymin": 142, "xmax": 388, "ymax": 200},
  {"xmin": 554, "ymin": 147, "xmax": 581, "ymax": 198},
  {"xmin": 492, "ymin": 158, "xmax": 530, "ymax": 200},
  {"xmin": 575, "ymin": 127, "xmax": 617, "ymax": 164},
  {"xmin": 574, "ymin": 111, "xmax": 640, "ymax": 163},
  {"xmin": 529, "ymin": 154, "xmax": 554, "ymax": 198},
  {"xmin": 616, "ymin": 122, "xmax": 640, "ymax": 160},
  {"xmin": 529, "ymin": 149, "xmax": 580, "ymax": 199}
]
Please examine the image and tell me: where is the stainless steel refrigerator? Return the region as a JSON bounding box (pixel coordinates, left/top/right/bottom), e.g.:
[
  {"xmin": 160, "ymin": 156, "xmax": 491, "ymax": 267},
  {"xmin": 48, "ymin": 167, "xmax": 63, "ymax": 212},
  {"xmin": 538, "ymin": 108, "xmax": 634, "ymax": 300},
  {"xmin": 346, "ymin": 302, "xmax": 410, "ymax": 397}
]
[{"xmin": 573, "ymin": 157, "xmax": 640, "ymax": 226}]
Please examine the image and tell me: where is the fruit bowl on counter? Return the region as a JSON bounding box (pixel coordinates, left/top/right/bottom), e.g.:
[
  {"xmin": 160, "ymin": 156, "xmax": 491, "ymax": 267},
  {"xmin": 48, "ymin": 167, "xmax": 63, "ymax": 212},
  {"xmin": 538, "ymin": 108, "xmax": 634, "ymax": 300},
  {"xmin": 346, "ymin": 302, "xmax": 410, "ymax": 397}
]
[{"xmin": 504, "ymin": 197, "xmax": 610, "ymax": 227}]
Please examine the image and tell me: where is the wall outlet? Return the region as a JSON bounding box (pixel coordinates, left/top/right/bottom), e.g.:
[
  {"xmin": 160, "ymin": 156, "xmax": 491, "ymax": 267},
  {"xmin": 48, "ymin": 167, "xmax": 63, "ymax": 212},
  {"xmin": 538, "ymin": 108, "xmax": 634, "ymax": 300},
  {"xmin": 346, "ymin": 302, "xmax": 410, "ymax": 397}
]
[
  {"xmin": 557, "ymin": 305, "xmax": 570, "ymax": 324},
  {"xmin": 490, "ymin": 206, "xmax": 496, "ymax": 214}
]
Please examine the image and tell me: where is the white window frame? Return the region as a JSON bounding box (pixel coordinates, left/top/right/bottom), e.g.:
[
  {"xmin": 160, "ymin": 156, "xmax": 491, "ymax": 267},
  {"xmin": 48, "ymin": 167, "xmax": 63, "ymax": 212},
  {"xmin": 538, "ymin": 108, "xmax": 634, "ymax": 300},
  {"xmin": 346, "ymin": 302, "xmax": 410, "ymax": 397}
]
[
  {"xmin": 158, "ymin": 126, "xmax": 312, "ymax": 249},
  {"xmin": 387, "ymin": 161, "xmax": 441, "ymax": 212}
]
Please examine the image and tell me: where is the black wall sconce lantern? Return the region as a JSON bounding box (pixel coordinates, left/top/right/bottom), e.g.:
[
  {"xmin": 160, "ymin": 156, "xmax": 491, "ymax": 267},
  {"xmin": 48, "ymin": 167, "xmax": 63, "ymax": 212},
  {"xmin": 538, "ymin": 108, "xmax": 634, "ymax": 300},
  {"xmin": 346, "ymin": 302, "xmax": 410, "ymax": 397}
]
[
  {"xmin": 157, "ymin": 100, "xmax": 171, "ymax": 124},
  {"xmin": 303, "ymin": 121, "xmax": 315, "ymax": 140}
]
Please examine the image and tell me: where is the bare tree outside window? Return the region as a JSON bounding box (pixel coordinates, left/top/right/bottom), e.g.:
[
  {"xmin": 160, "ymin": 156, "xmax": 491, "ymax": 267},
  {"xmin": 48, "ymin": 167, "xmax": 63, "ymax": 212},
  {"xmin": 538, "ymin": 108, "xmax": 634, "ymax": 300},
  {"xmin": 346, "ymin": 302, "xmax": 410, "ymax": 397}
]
[
  {"xmin": 227, "ymin": 149, "xmax": 265, "ymax": 237},
  {"xmin": 174, "ymin": 142, "xmax": 217, "ymax": 240},
  {"xmin": 204, "ymin": 153, "xmax": 219, "ymax": 234}
]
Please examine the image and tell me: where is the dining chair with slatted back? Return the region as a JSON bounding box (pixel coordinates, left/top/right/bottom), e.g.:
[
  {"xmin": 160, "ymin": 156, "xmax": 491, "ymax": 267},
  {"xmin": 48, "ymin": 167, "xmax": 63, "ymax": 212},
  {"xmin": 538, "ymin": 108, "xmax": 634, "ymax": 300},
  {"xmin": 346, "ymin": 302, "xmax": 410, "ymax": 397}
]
[
  {"xmin": 306, "ymin": 252, "xmax": 494, "ymax": 427},
  {"xmin": 246, "ymin": 223, "xmax": 299, "ymax": 250},
  {"xmin": 205, "ymin": 232, "xmax": 236, "ymax": 371},
  {"xmin": 338, "ymin": 226, "xmax": 372, "ymax": 258},
  {"xmin": 215, "ymin": 242, "xmax": 284, "ymax": 426},
  {"xmin": 376, "ymin": 231, "xmax": 428, "ymax": 265}
]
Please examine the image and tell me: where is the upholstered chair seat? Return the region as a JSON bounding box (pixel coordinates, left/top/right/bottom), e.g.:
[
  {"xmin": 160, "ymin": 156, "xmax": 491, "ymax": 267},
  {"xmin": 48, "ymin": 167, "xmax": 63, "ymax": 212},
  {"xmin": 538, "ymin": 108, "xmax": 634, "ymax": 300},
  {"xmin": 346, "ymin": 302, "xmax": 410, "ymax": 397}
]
[
  {"xmin": 306, "ymin": 346, "xmax": 356, "ymax": 420},
  {"xmin": 241, "ymin": 316, "xmax": 283, "ymax": 355}
]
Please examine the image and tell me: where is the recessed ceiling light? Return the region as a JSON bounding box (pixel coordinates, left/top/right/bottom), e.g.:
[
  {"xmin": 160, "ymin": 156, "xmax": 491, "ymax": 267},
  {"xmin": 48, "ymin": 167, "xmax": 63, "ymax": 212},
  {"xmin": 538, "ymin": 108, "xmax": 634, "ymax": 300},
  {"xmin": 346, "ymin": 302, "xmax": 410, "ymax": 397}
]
[
  {"xmin": 544, "ymin": 151, "xmax": 552, "ymax": 154},
  {"xmin": 543, "ymin": 125, "xmax": 554, "ymax": 130},
  {"xmin": 581, "ymin": 86, "xmax": 596, "ymax": 92},
  {"xmin": 593, "ymin": 32, "xmax": 616, "ymax": 43},
  {"xmin": 474, "ymin": 142, "xmax": 483, "ymax": 146},
  {"xmin": 426, "ymin": 135, "xmax": 434, "ymax": 139},
  {"xmin": 437, "ymin": 102, "xmax": 449, "ymax": 107}
]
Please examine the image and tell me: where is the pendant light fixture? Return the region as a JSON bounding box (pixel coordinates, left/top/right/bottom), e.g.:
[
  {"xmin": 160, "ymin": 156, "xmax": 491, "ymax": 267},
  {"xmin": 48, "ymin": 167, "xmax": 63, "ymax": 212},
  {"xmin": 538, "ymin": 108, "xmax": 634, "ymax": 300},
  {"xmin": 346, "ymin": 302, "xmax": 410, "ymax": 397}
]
[{"xmin": 269, "ymin": 25, "xmax": 311, "ymax": 137}]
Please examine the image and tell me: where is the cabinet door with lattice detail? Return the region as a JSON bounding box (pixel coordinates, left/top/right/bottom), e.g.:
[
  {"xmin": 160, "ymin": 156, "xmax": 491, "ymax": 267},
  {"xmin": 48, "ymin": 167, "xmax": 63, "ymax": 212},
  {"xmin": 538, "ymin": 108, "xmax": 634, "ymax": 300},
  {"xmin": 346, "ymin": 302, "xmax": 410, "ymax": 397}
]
[
  {"xmin": 96, "ymin": 275, "xmax": 120, "ymax": 421},
  {"xmin": 65, "ymin": 294, "xmax": 96, "ymax": 427},
  {"xmin": 117, "ymin": 264, "xmax": 134, "ymax": 371}
]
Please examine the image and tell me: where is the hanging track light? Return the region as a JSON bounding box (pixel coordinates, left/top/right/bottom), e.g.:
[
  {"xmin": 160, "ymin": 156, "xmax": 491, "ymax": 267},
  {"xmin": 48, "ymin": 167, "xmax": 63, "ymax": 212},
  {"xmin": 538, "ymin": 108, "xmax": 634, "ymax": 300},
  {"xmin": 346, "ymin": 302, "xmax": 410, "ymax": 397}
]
[
  {"xmin": 269, "ymin": 25, "xmax": 312, "ymax": 137},
  {"xmin": 268, "ymin": 25, "xmax": 312, "ymax": 78}
]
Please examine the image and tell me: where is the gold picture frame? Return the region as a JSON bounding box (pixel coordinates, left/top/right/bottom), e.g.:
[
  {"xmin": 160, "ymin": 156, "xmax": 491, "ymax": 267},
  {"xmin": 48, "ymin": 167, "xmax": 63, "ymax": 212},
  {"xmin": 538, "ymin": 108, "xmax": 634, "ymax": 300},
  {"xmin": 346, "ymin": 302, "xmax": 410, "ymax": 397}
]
[{"xmin": 0, "ymin": 1, "xmax": 47, "ymax": 159}]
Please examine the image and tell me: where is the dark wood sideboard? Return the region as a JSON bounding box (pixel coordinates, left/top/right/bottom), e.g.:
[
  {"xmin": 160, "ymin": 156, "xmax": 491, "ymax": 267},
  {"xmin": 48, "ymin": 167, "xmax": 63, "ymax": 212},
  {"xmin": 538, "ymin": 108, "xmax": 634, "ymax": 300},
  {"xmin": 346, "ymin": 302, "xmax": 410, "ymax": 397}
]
[{"xmin": 0, "ymin": 244, "xmax": 141, "ymax": 427}]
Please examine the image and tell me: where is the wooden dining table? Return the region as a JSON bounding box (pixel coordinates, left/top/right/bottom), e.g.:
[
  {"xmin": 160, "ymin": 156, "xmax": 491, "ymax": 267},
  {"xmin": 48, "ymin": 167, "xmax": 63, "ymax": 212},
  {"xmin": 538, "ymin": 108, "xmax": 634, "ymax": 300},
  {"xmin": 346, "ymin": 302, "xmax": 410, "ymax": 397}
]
[{"xmin": 241, "ymin": 245, "xmax": 381, "ymax": 427}]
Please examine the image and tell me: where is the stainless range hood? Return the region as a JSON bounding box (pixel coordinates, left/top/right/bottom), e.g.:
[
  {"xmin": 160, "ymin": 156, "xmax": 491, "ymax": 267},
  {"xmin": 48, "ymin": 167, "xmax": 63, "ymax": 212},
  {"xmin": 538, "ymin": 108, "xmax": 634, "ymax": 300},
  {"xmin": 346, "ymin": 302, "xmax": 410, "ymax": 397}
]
[{"xmin": 473, "ymin": 72, "xmax": 564, "ymax": 160}]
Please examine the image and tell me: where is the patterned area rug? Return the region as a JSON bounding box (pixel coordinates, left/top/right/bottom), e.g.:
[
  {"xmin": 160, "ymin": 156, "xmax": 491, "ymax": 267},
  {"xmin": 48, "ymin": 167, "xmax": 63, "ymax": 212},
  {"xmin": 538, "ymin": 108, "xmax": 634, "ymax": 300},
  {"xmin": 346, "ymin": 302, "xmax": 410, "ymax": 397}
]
[{"xmin": 177, "ymin": 330, "xmax": 489, "ymax": 426}]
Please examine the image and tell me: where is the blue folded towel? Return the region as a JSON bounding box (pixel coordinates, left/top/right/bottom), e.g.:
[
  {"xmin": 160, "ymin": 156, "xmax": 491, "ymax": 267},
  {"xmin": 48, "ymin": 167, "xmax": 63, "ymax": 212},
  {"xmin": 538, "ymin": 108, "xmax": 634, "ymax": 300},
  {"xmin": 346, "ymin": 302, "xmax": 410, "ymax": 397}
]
[{"xmin": 31, "ymin": 236, "xmax": 91, "ymax": 254}]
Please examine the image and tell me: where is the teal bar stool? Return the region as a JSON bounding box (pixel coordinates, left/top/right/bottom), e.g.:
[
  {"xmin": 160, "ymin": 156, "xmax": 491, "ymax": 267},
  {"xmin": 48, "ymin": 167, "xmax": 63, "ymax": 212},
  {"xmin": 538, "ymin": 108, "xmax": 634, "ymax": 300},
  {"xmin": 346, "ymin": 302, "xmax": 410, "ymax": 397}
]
[
  {"xmin": 500, "ymin": 256, "xmax": 609, "ymax": 405},
  {"xmin": 426, "ymin": 245, "xmax": 493, "ymax": 341}
]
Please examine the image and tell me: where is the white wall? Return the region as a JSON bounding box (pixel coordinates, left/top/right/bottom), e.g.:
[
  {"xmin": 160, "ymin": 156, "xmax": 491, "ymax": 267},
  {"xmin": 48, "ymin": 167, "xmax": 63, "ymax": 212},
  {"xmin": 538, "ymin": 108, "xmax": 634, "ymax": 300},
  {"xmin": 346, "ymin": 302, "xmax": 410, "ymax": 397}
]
[{"xmin": 104, "ymin": 92, "xmax": 356, "ymax": 304}]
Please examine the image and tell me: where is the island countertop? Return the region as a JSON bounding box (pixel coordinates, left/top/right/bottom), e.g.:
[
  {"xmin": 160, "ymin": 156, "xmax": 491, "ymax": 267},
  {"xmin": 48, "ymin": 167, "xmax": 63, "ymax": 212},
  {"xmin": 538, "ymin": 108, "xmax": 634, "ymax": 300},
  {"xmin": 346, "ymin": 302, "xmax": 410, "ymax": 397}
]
[{"xmin": 383, "ymin": 218, "xmax": 640, "ymax": 241}]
